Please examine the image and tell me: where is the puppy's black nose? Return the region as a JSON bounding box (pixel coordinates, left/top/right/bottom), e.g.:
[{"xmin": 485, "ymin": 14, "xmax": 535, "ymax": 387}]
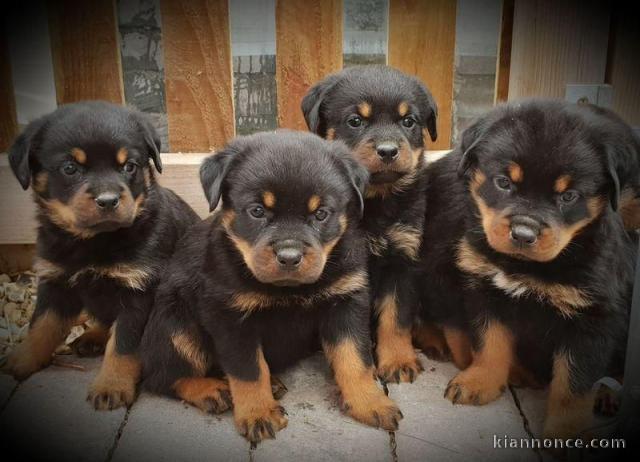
[
  {"xmin": 273, "ymin": 240, "xmax": 303, "ymax": 269},
  {"xmin": 376, "ymin": 143, "xmax": 399, "ymax": 164},
  {"xmin": 510, "ymin": 216, "xmax": 540, "ymax": 245},
  {"xmin": 95, "ymin": 193, "xmax": 120, "ymax": 210}
]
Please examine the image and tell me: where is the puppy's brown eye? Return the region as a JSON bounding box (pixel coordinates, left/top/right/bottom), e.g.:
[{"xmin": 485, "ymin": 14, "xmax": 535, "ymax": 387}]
[
  {"xmin": 62, "ymin": 163, "xmax": 78, "ymax": 176},
  {"xmin": 123, "ymin": 161, "xmax": 137, "ymax": 174},
  {"xmin": 249, "ymin": 205, "xmax": 265, "ymax": 218},
  {"xmin": 347, "ymin": 116, "xmax": 362, "ymax": 128},
  {"xmin": 314, "ymin": 208, "xmax": 329, "ymax": 221},
  {"xmin": 401, "ymin": 116, "xmax": 416, "ymax": 128},
  {"xmin": 494, "ymin": 176, "xmax": 512, "ymax": 191},
  {"xmin": 560, "ymin": 190, "xmax": 579, "ymax": 204}
]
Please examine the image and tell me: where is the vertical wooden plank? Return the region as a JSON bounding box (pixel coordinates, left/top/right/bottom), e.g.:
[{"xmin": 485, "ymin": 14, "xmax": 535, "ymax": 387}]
[
  {"xmin": 48, "ymin": 0, "xmax": 124, "ymax": 104},
  {"xmin": 388, "ymin": 0, "xmax": 456, "ymax": 150},
  {"xmin": 494, "ymin": 0, "xmax": 514, "ymax": 103},
  {"xmin": 0, "ymin": 25, "xmax": 18, "ymax": 152},
  {"xmin": 605, "ymin": 6, "xmax": 640, "ymax": 126},
  {"xmin": 508, "ymin": 0, "xmax": 610, "ymax": 100},
  {"xmin": 161, "ymin": 0, "xmax": 235, "ymax": 152},
  {"xmin": 275, "ymin": 0, "xmax": 343, "ymax": 131}
]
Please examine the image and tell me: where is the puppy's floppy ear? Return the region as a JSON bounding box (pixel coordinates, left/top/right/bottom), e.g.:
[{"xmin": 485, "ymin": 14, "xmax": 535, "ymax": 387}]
[
  {"xmin": 8, "ymin": 116, "xmax": 48, "ymax": 190},
  {"xmin": 456, "ymin": 119, "xmax": 487, "ymax": 178},
  {"xmin": 301, "ymin": 73, "xmax": 341, "ymax": 136},
  {"xmin": 333, "ymin": 141, "xmax": 369, "ymax": 218},
  {"xmin": 136, "ymin": 113, "xmax": 163, "ymax": 173},
  {"xmin": 200, "ymin": 144, "xmax": 239, "ymax": 212},
  {"xmin": 415, "ymin": 80, "xmax": 438, "ymax": 142},
  {"xmin": 604, "ymin": 146, "xmax": 622, "ymax": 211}
]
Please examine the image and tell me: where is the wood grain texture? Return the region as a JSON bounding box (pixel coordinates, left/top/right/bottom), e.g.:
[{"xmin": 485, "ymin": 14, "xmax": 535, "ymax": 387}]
[
  {"xmin": 0, "ymin": 24, "xmax": 18, "ymax": 151},
  {"xmin": 275, "ymin": 0, "xmax": 343, "ymax": 130},
  {"xmin": 494, "ymin": 0, "xmax": 514, "ymax": 103},
  {"xmin": 48, "ymin": 0, "xmax": 124, "ymax": 104},
  {"xmin": 388, "ymin": 0, "xmax": 457, "ymax": 150},
  {"xmin": 606, "ymin": 6, "xmax": 640, "ymax": 126},
  {"xmin": 508, "ymin": 0, "xmax": 610, "ymax": 100},
  {"xmin": 160, "ymin": 0, "xmax": 235, "ymax": 152}
]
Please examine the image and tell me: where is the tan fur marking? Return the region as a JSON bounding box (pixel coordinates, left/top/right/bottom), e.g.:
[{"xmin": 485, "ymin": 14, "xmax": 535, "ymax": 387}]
[
  {"xmin": 412, "ymin": 322, "xmax": 449, "ymax": 361},
  {"xmin": 71, "ymin": 322, "xmax": 110, "ymax": 356},
  {"xmin": 445, "ymin": 320, "xmax": 513, "ymax": 405},
  {"xmin": 367, "ymin": 233, "xmax": 388, "ymax": 257},
  {"xmin": 443, "ymin": 326, "xmax": 473, "ymax": 370},
  {"xmin": 307, "ymin": 195, "xmax": 321, "ymax": 213},
  {"xmin": 554, "ymin": 175, "xmax": 571, "ymax": 193},
  {"xmin": 5, "ymin": 311, "xmax": 73, "ymax": 380},
  {"xmin": 357, "ymin": 102, "xmax": 371, "ymax": 118},
  {"xmin": 116, "ymin": 147, "xmax": 128, "ymax": 165},
  {"xmin": 456, "ymin": 238, "xmax": 592, "ymax": 317},
  {"xmin": 88, "ymin": 323, "xmax": 141, "ymax": 410},
  {"xmin": 326, "ymin": 128, "xmax": 335, "ymax": 140},
  {"xmin": 33, "ymin": 172, "xmax": 48, "ymax": 194},
  {"xmin": 173, "ymin": 377, "xmax": 231, "ymax": 414},
  {"xmin": 324, "ymin": 339, "xmax": 402, "ymax": 430},
  {"xmin": 228, "ymin": 348, "xmax": 287, "ymax": 441},
  {"xmin": 33, "ymin": 257, "xmax": 65, "ymax": 281},
  {"xmin": 620, "ymin": 188, "xmax": 640, "ymax": 230},
  {"xmin": 543, "ymin": 353, "xmax": 594, "ymax": 438},
  {"xmin": 386, "ymin": 223, "xmax": 422, "ymax": 261},
  {"xmin": 69, "ymin": 264, "xmax": 153, "ymax": 291},
  {"xmin": 398, "ymin": 101, "xmax": 409, "ymax": 117},
  {"xmin": 71, "ymin": 148, "xmax": 87, "ymax": 165},
  {"xmin": 375, "ymin": 293, "xmax": 422, "ymax": 383},
  {"xmin": 508, "ymin": 162, "xmax": 523, "ymax": 183},
  {"xmin": 262, "ymin": 191, "xmax": 276, "ymax": 208},
  {"xmin": 172, "ymin": 331, "xmax": 210, "ymax": 376}
]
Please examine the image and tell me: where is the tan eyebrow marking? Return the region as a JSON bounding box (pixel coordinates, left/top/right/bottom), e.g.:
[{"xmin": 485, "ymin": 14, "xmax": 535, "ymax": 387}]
[
  {"xmin": 308, "ymin": 195, "xmax": 321, "ymax": 213},
  {"xmin": 326, "ymin": 128, "xmax": 335, "ymax": 140},
  {"xmin": 508, "ymin": 162, "xmax": 523, "ymax": 183},
  {"xmin": 554, "ymin": 175, "xmax": 571, "ymax": 193},
  {"xmin": 116, "ymin": 148, "xmax": 128, "ymax": 165},
  {"xmin": 357, "ymin": 102, "xmax": 371, "ymax": 118},
  {"xmin": 71, "ymin": 148, "xmax": 87, "ymax": 165},
  {"xmin": 263, "ymin": 191, "xmax": 276, "ymax": 208},
  {"xmin": 398, "ymin": 101, "xmax": 409, "ymax": 117}
]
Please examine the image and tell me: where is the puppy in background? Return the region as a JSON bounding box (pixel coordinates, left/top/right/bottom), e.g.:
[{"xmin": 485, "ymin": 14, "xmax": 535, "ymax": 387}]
[
  {"xmin": 141, "ymin": 131, "xmax": 402, "ymax": 443},
  {"xmin": 418, "ymin": 99, "xmax": 635, "ymax": 439},
  {"xmin": 302, "ymin": 65, "xmax": 446, "ymax": 383},
  {"xmin": 5, "ymin": 101, "xmax": 200, "ymax": 410}
]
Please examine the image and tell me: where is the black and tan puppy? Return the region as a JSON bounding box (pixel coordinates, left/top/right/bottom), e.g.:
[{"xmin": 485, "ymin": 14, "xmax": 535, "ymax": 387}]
[
  {"xmin": 5, "ymin": 101, "xmax": 200, "ymax": 410},
  {"xmin": 141, "ymin": 131, "xmax": 403, "ymax": 443},
  {"xmin": 302, "ymin": 65, "xmax": 446, "ymax": 384},
  {"xmin": 418, "ymin": 99, "xmax": 635, "ymax": 439}
]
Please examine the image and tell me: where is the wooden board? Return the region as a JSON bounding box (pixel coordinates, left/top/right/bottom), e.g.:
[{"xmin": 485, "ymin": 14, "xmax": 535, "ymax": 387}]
[
  {"xmin": 48, "ymin": 0, "xmax": 124, "ymax": 104},
  {"xmin": 605, "ymin": 6, "xmax": 640, "ymax": 126},
  {"xmin": 160, "ymin": 0, "xmax": 235, "ymax": 152},
  {"xmin": 508, "ymin": 0, "xmax": 610, "ymax": 100},
  {"xmin": 494, "ymin": 0, "xmax": 514, "ymax": 103},
  {"xmin": 0, "ymin": 24, "xmax": 18, "ymax": 152},
  {"xmin": 275, "ymin": 0, "xmax": 343, "ymax": 131},
  {"xmin": 388, "ymin": 0, "xmax": 457, "ymax": 150}
]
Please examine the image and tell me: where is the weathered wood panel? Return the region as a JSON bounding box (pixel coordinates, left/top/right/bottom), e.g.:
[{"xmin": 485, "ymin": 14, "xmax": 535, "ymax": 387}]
[
  {"xmin": 606, "ymin": 6, "xmax": 640, "ymax": 126},
  {"xmin": 508, "ymin": 0, "xmax": 610, "ymax": 100},
  {"xmin": 160, "ymin": 0, "xmax": 235, "ymax": 152},
  {"xmin": 388, "ymin": 0, "xmax": 457, "ymax": 150},
  {"xmin": 275, "ymin": 0, "xmax": 343, "ymax": 130},
  {"xmin": 48, "ymin": 0, "xmax": 124, "ymax": 104},
  {"xmin": 0, "ymin": 25, "xmax": 18, "ymax": 152},
  {"xmin": 494, "ymin": 0, "xmax": 514, "ymax": 103}
]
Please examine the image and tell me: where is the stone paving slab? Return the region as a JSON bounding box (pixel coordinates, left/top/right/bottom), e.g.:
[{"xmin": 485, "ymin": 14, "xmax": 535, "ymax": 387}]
[
  {"xmin": 387, "ymin": 354, "xmax": 538, "ymax": 462},
  {"xmin": 0, "ymin": 372, "xmax": 18, "ymax": 408},
  {"xmin": 0, "ymin": 356, "xmax": 126, "ymax": 461}
]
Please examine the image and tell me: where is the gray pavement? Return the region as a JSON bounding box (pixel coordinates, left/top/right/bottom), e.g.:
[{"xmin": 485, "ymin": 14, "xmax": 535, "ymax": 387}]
[{"xmin": 0, "ymin": 352, "xmax": 548, "ymax": 462}]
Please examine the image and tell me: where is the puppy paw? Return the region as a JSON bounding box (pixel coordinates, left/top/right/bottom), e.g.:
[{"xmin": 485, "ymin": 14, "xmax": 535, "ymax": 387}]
[
  {"xmin": 341, "ymin": 392, "xmax": 403, "ymax": 431},
  {"xmin": 70, "ymin": 329, "xmax": 108, "ymax": 357},
  {"xmin": 87, "ymin": 374, "xmax": 137, "ymax": 411},
  {"xmin": 593, "ymin": 384, "xmax": 620, "ymax": 416},
  {"xmin": 444, "ymin": 367, "xmax": 506, "ymax": 405},
  {"xmin": 5, "ymin": 343, "xmax": 50, "ymax": 381},
  {"xmin": 377, "ymin": 356, "xmax": 424, "ymax": 384},
  {"xmin": 270, "ymin": 375, "xmax": 288, "ymax": 400},
  {"xmin": 235, "ymin": 404, "xmax": 288, "ymax": 443}
]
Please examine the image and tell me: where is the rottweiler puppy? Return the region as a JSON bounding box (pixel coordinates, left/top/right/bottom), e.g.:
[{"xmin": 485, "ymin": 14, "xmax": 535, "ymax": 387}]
[
  {"xmin": 140, "ymin": 131, "xmax": 403, "ymax": 443},
  {"xmin": 301, "ymin": 65, "xmax": 447, "ymax": 384},
  {"xmin": 417, "ymin": 99, "xmax": 635, "ymax": 439},
  {"xmin": 5, "ymin": 101, "xmax": 200, "ymax": 410}
]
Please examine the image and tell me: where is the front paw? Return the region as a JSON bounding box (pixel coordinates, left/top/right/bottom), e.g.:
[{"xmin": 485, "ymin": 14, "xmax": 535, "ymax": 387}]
[
  {"xmin": 234, "ymin": 404, "xmax": 288, "ymax": 443},
  {"xmin": 70, "ymin": 330, "xmax": 108, "ymax": 357},
  {"xmin": 341, "ymin": 392, "xmax": 403, "ymax": 431},
  {"xmin": 445, "ymin": 367, "xmax": 506, "ymax": 405},
  {"xmin": 5, "ymin": 343, "xmax": 50, "ymax": 381},
  {"xmin": 87, "ymin": 374, "xmax": 137, "ymax": 410},
  {"xmin": 377, "ymin": 356, "xmax": 424, "ymax": 384}
]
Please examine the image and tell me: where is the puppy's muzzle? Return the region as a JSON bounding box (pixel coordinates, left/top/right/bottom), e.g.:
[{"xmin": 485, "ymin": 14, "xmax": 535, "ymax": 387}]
[
  {"xmin": 94, "ymin": 192, "xmax": 120, "ymax": 211},
  {"xmin": 509, "ymin": 215, "xmax": 541, "ymax": 246},
  {"xmin": 376, "ymin": 143, "xmax": 399, "ymax": 164},
  {"xmin": 273, "ymin": 239, "xmax": 303, "ymax": 270}
]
